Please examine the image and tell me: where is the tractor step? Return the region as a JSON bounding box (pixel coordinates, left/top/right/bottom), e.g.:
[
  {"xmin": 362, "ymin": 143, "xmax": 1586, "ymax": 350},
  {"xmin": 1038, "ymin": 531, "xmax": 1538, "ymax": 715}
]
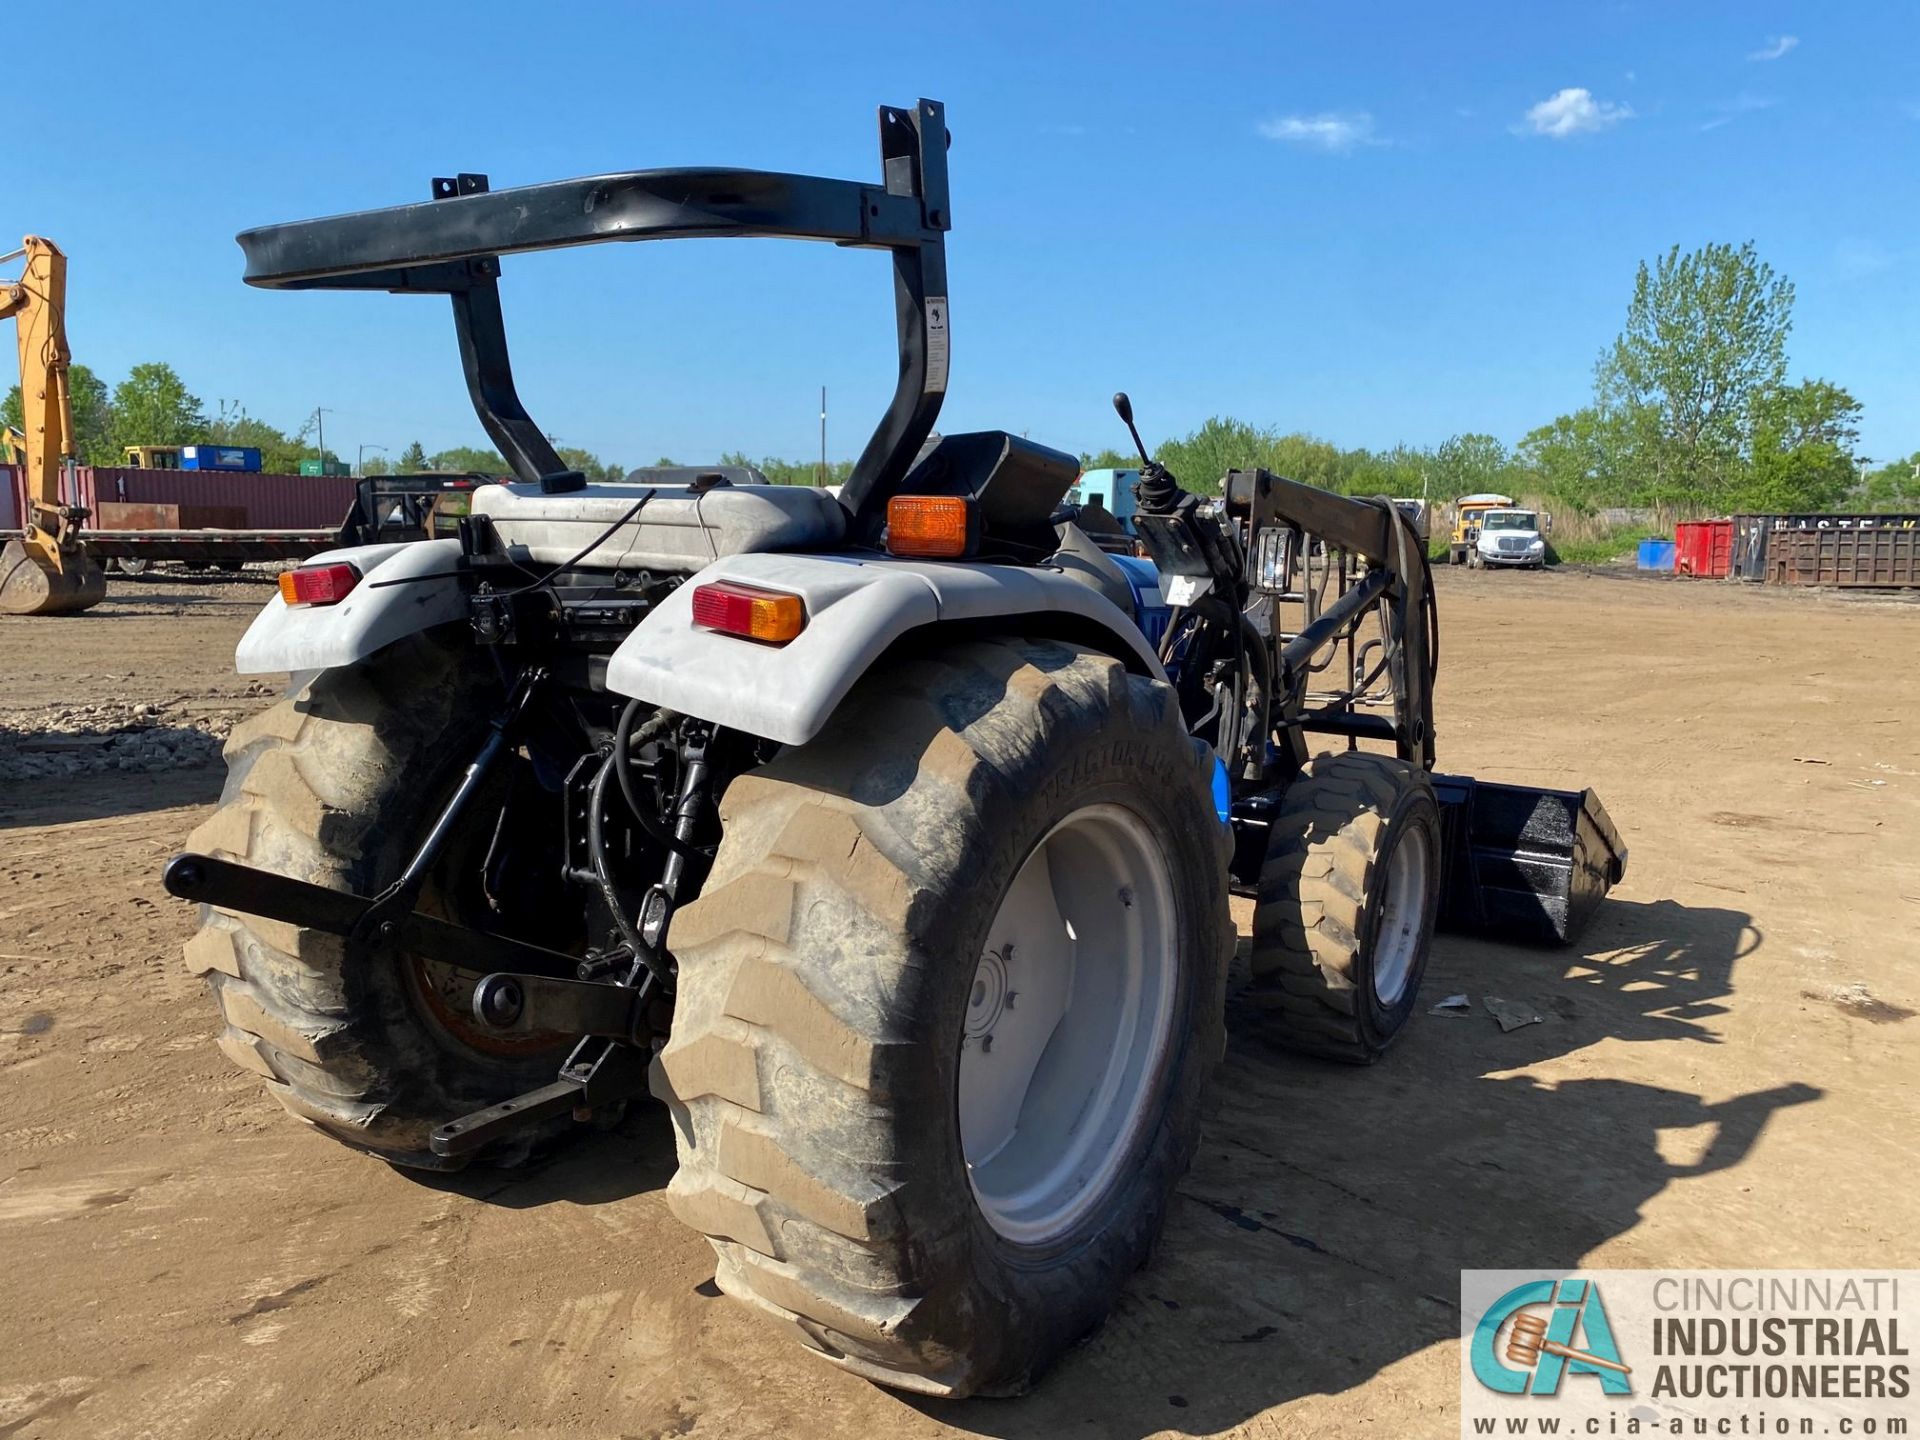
[{"xmin": 1431, "ymin": 775, "xmax": 1628, "ymax": 946}]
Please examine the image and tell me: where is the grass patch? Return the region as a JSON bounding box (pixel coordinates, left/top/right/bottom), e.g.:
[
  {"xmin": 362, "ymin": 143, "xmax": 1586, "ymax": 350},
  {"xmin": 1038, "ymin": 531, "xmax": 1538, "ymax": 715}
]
[{"xmin": 1547, "ymin": 528, "xmax": 1663, "ymax": 566}]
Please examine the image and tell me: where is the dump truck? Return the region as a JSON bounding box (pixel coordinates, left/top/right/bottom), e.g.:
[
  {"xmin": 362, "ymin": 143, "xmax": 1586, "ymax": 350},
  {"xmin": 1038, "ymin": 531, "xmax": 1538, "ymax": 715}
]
[
  {"xmin": 0, "ymin": 237, "xmax": 107, "ymax": 614},
  {"xmin": 1448, "ymin": 491, "xmax": 1508, "ymax": 565},
  {"xmin": 165, "ymin": 99, "xmax": 1626, "ymax": 1398}
]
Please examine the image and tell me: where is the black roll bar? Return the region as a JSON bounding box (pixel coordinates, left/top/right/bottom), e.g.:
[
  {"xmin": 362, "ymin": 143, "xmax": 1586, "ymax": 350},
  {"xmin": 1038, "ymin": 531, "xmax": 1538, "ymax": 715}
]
[{"xmin": 234, "ymin": 100, "xmax": 951, "ymax": 508}]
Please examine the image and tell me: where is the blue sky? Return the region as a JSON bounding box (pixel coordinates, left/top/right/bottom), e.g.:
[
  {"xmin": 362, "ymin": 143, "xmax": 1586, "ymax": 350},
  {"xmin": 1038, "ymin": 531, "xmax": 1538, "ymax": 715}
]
[{"xmin": 16, "ymin": 1, "xmax": 1918, "ymax": 468}]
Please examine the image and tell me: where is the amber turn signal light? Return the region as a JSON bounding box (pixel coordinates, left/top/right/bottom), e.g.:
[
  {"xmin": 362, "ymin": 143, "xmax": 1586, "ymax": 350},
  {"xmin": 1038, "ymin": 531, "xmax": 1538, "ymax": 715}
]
[
  {"xmin": 690, "ymin": 580, "xmax": 807, "ymax": 644},
  {"xmin": 278, "ymin": 562, "xmax": 361, "ymax": 606},
  {"xmin": 885, "ymin": 495, "xmax": 976, "ymax": 558}
]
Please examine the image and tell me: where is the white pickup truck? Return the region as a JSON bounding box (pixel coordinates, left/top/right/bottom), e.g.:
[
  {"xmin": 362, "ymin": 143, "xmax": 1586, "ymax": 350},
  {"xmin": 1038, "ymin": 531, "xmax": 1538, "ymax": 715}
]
[{"xmin": 1469, "ymin": 506, "xmax": 1549, "ymax": 569}]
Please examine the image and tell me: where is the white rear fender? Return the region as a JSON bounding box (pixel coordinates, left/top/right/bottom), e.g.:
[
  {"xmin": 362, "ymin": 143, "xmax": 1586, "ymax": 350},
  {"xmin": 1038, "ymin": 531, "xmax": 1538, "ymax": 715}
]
[
  {"xmin": 234, "ymin": 539, "xmax": 466, "ymax": 675},
  {"xmin": 605, "ymin": 553, "xmax": 1164, "ymax": 746}
]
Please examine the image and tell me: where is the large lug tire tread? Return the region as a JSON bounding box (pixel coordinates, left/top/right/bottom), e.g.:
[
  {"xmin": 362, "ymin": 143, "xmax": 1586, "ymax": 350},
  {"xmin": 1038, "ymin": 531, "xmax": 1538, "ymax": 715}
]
[
  {"xmin": 1247, "ymin": 751, "xmax": 1440, "ymax": 1065},
  {"xmin": 182, "ymin": 632, "xmax": 566, "ymax": 1169},
  {"xmin": 655, "ymin": 639, "xmax": 1231, "ymax": 1397}
]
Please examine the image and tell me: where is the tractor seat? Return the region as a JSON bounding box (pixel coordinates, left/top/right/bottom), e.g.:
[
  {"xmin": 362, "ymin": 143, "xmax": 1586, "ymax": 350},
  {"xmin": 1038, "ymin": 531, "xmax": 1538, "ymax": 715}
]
[{"xmin": 470, "ymin": 479, "xmax": 847, "ymax": 572}]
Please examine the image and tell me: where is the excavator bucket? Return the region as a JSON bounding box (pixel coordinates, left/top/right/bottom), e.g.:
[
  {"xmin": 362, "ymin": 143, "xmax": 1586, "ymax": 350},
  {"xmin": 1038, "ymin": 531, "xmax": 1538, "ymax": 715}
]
[{"xmin": 0, "ymin": 537, "xmax": 107, "ymax": 615}]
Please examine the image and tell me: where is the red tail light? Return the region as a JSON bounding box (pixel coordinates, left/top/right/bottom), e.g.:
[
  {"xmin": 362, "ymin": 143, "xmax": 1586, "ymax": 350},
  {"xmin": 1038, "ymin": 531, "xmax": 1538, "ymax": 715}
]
[
  {"xmin": 690, "ymin": 580, "xmax": 806, "ymax": 643},
  {"xmin": 278, "ymin": 562, "xmax": 361, "ymax": 606}
]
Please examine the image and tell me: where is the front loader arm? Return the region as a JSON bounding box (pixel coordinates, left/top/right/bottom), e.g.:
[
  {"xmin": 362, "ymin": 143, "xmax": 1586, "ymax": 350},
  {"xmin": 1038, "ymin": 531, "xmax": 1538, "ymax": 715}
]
[{"xmin": 1226, "ymin": 468, "xmax": 1436, "ymax": 772}]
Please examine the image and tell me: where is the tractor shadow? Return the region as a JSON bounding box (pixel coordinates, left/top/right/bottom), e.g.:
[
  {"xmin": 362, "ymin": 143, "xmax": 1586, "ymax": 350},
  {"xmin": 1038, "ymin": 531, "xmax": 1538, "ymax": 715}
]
[
  {"xmin": 417, "ymin": 1101, "xmax": 681, "ymax": 1210},
  {"xmin": 924, "ymin": 895, "xmax": 1821, "ymax": 1438},
  {"xmin": 0, "ymin": 757, "xmax": 225, "ymax": 829}
]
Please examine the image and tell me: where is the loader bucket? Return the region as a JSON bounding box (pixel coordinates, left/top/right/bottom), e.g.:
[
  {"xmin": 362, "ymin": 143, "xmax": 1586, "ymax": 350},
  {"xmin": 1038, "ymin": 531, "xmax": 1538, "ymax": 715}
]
[
  {"xmin": 0, "ymin": 538, "xmax": 108, "ymax": 615},
  {"xmin": 1431, "ymin": 774, "xmax": 1627, "ymax": 946}
]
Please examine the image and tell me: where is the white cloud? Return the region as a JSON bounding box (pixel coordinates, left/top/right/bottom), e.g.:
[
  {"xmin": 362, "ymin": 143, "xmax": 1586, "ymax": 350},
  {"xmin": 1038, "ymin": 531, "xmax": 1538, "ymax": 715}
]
[
  {"xmin": 1747, "ymin": 35, "xmax": 1798, "ymax": 62},
  {"xmin": 1520, "ymin": 88, "xmax": 1633, "ymax": 139},
  {"xmin": 1257, "ymin": 112, "xmax": 1379, "ymax": 153}
]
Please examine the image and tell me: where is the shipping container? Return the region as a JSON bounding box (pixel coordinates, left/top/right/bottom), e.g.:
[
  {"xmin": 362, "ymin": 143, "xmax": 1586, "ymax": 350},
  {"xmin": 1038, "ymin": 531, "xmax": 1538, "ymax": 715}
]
[
  {"xmin": 1767, "ymin": 528, "xmax": 1920, "ymax": 588},
  {"xmin": 180, "ymin": 445, "xmax": 263, "ymax": 473},
  {"xmin": 299, "ymin": 458, "xmax": 352, "ymax": 477},
  {"xmin": 78, "ymin": 467, "xmax": 358, "ymax": 530},
  {"xmin": 0, "ymin": 463, "xmax": 86, "ymax": 527},
  {"xmin": 1636, "ymin": 538, "xmax": 1674, "ymax": 572},
  {"xmin": 1674, "ymin": 518, "xmax": 1734, "ymax": 578}
]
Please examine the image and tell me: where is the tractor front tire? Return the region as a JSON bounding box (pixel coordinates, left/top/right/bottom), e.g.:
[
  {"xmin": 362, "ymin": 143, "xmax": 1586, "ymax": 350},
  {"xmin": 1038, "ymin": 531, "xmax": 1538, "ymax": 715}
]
[
  {"xmin": 657, "ymin": 639, "xmax": 1231, "ymax": 1397},
  {"xmin": 1246, "ymin": 751, "xmax": 1440, "ymax": 1064},
  {"xmin": 183, "ymin": 633, "xmax": 573, "ymax": 1168}
]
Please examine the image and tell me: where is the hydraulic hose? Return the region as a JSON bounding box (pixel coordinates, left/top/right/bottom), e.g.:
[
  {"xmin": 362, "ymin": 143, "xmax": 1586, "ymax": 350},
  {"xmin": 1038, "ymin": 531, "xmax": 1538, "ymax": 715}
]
[
  {"xmin": 613, "ymin": 699, "xmax": 697, "ymax": 861},
  {"xmin": 587, "ymin": 749, "xmax": 667, "ymax": 985}
]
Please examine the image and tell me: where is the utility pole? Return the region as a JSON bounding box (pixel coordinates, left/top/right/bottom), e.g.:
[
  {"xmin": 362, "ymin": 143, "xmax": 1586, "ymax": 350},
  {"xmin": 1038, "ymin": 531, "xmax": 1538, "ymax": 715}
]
[
  {"xmin": 819, "ymin": 385, "xmax": 827, "ymax": 485},
  {"xmin": 357, "ymin": 442, "xmax": 386, "ymax": 476},
  {"xmin": 312, "ymin": 406, "xmax": 332, "ymax": 467}
]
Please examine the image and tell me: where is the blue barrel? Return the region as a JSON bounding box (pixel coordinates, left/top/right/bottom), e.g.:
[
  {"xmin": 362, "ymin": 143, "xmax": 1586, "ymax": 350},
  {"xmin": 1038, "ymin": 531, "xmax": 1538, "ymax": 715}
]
[{"xmin": 1637, "ymin": 538, "xmax": 1675, "ymax": 572}]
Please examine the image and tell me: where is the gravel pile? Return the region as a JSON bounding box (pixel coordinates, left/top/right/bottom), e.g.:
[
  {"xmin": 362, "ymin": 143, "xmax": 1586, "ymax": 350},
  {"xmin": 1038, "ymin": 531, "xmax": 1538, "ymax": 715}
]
[{"xmin": 0, "ymin": 686, "xmax": 275, "ymax": 782}]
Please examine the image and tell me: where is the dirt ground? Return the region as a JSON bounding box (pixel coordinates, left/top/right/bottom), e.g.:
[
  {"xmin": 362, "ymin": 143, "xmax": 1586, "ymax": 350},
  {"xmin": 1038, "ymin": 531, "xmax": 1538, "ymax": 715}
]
[{"xmin": 1, "ymin": 567, "xmax": 1915, "ymax": 1439}]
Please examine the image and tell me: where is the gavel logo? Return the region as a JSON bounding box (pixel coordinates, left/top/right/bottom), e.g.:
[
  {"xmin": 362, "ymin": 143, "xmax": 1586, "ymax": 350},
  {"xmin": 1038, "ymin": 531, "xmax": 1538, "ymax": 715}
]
[
  {"xmin": 1505, "ymin": 1310, "xmax": 1633, "ymax": 1376},
  {"xmin": 1469, "ymin": 1277, "xmax": 1634, "ymax": 1396}
]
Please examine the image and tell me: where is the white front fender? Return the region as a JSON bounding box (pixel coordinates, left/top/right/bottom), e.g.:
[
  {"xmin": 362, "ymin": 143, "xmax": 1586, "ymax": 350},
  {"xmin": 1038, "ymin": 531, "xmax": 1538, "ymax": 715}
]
[
  {"xmin": 234, "ymin": 539, "xmax": 466, "ymax": 675},
  {"xmin": 605, "ymin": 552, "xmax": 1163, "ymax": 746}
]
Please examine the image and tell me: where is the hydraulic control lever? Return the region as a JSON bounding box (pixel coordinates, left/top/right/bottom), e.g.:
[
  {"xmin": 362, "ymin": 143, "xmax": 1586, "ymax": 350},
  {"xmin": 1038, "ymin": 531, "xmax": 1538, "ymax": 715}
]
[{"xmin": 1111, "ymin": 391, "xmax": 1242, "ymax": 584}]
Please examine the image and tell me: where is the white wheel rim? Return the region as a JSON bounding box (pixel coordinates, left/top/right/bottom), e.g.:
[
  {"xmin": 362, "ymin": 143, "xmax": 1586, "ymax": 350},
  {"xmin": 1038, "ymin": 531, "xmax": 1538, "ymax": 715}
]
[
  {"xmin": 1371, "ymin": 823, "xmax": 1431, "ymax": 1007},
  {"xmin": 959, "ymin": 803, "xmax": 1179, "ymax": 1246}
]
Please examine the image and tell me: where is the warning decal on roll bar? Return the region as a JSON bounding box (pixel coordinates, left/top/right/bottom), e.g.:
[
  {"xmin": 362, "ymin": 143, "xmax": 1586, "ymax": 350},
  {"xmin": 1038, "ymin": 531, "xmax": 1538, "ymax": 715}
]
[{"xmin": 924, "ymin": 298, "xmax": 949, "ymax": 393}]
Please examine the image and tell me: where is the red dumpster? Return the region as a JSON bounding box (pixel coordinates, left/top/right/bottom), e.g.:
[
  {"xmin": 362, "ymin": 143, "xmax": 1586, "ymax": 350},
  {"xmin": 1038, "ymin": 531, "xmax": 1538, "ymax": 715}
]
[{"xmin": 1675, "ymin": 518, "xmax": 1733, "ymax": 578}]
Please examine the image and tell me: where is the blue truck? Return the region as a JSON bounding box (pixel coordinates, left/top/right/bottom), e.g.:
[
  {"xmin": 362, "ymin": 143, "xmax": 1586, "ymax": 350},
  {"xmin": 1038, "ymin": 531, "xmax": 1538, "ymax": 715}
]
[{"xmin": 1069, "ymin": 465, "xmax": 1141, "ymax": 530}]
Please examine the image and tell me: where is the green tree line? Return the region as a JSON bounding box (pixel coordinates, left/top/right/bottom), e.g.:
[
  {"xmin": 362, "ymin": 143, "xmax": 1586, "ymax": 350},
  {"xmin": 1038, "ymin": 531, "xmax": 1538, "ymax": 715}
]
[{"xmin": 1087, "ymin": 241, "xmax": 1917, "ymax": 517}]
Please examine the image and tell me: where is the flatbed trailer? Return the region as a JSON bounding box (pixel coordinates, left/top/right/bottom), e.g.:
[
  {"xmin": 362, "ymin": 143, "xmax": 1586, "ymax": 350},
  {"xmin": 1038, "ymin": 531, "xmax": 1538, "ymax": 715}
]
[
  {"xmin": 2, "ymin": 527, "xmax": 341, "ymax": 568},
  {"xmin": 2, "ymin": 475, "xmax": 498, "ymax": 572}
]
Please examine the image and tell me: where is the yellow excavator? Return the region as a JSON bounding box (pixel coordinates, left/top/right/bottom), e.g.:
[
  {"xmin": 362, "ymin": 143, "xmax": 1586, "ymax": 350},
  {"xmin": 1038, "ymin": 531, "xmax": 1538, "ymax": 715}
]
[{"xmin": 1, "ymin": 236, "xmax": 105, "ymax": 614}]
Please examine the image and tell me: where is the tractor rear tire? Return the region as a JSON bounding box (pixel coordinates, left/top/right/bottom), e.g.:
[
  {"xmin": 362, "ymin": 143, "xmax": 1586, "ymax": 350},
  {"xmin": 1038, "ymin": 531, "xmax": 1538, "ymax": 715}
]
[
  {"xmin": 1246, "ymin": 751, "xmax": 1440, "ymax": 1064},
  {"xmin": 656, "ymin": 639, "xmax": 1231, "ymax": 1397},
  {"xmin": 182, "ymin": 632, "xmax": 573, "ymax": 1169}
]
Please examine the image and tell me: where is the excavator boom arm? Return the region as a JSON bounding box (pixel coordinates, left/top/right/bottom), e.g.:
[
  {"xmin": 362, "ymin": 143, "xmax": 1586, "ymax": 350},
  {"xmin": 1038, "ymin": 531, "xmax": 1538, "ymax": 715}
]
[
  {"xmin": 0, "ymin": 236, "xmax": 105, "ymax": 614},
  {"xmin": 0, "ymin": 237, "xmax": 76, "ymax": 504}
]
